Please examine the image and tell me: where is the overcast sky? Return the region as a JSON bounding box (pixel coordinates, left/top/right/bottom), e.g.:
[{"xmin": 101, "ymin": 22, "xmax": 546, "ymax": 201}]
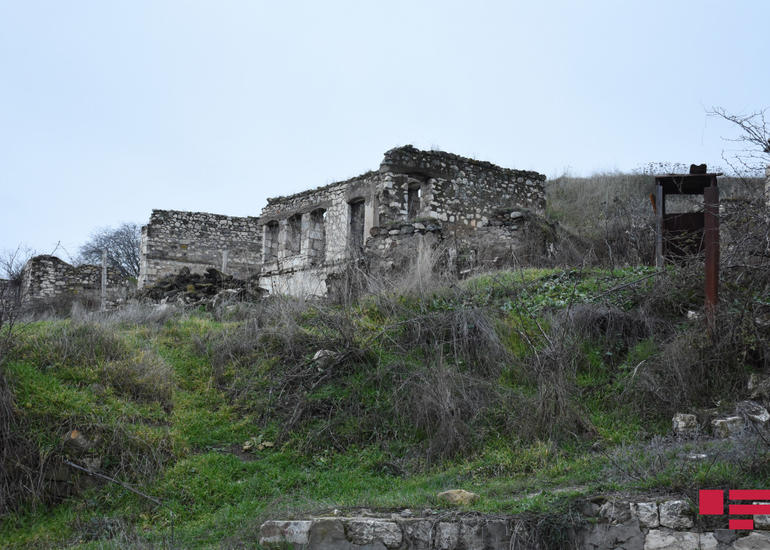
[{"xmin": 1, "ymin": 1, "xmax": 767, "ymax": 258}]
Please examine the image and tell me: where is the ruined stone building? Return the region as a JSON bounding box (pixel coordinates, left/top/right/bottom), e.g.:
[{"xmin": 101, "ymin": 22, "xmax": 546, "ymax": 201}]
[
  {"xmin": 18, "ymin": 255, "xmax": 129, "ymax": 308},
  {"xmin": 138, "ymin": 146, "xmax": 548, "ymax": 298}
]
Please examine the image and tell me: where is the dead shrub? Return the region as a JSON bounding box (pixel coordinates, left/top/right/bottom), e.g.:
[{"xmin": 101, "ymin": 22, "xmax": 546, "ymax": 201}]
[
  {"xmin": 523, "ymin": 332, "xmax": 596, "ymax": 441},
  {"xmin": 0, "ymin": 367, "xmax": 39, "ymax": 516},
  {"xmin": 394, "ymin": 364, "xmax": 498, "ymax": 460},
  {"xmin": 557, "ymin": 304, "xmax": 654, "ymax": 348},
  {"xmin": 103, "ymin": 352, "xmax": 175, "ymax": 410},
  {"xmin": 398, "ymin": 306, "xmax": 510, "ymax": 377}
]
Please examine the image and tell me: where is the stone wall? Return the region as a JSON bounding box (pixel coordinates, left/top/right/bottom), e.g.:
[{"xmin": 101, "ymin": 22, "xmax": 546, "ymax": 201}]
[
  {"xmin": 20, "ymin": 255, "xmax": 128, "ymax": 307},
  {"xmin": 260, "ymin": 495, "xmax": 766, "ymax": 549},
  {"xmin": 138, "ymin": 210, "xmax": 262, "ymax": 288},
  {"xmin": 377, "ymin": 145, "xmax": 546, "ymax": 227}
]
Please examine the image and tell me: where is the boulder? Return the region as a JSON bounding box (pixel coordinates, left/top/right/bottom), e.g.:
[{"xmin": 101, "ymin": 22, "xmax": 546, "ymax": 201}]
[
  {"xmin": 436, "ymin": 489, "xmax": 479, "ymax": 506},
  {"xmin": 63, "ymin": 429, "xmax": 90, "ymax": 456},
  {"xmin": 711, "ymin": 416, "xmax": 744, "ymax": 438},
  {"xmin": 736, "ymin": 401, "xmax": 770, "ymax": 426},
  {"xmin": 672, "ymin": 413, "xmax": 698, "ymax": 437}
]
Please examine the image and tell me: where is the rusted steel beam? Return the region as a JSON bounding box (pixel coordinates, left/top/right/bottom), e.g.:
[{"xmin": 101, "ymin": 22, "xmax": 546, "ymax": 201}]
[
  {"xmin": 655, "ymin": 183, "xmax": 664, "ymax": 268},
  {"xmin": 704, "ymin": 182, "xmax": 719, "ymax": 329}
]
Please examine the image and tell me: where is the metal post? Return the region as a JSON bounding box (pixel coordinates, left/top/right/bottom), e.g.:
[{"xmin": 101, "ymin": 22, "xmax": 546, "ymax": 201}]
[
  {"xmin": 655, "ymin": 183, "xmax": 664, "ymax": 268},
  {"xmin": 100, "ymin": 249, "xmax": 107, "ymax": 311},
  {"xmin": 704, "ymin": 183, "xmax": 719, "ymax": 331}
]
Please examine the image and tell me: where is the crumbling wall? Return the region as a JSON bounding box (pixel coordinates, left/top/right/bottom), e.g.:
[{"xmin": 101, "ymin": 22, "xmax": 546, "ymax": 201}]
[
  {"xmin": 138, "ymin": 210, "xmax": 262, "ymax": 288},
  {"xmin": 377, "ymin": 146, "xmax": 546, "ymax": 227},
  {"xmin": 20, "ymin": 255, "xmax": 128, "ymax": 307}
]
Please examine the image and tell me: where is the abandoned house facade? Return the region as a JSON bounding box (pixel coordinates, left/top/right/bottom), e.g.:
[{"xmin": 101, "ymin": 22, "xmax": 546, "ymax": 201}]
[{"xmin": 137, "ymin": 146, "xmax": 548, "ymax": 297}]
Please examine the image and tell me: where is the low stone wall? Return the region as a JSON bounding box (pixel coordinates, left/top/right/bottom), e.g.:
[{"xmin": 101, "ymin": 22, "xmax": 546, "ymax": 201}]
[
  {"xmin": 260, "ymin": 495, "xmax": 768, "ymax": 549},
  {"xmin": 20, "ymin": 255, "xmax": 128, "ymax": 308},
  {"xmin": 138, "ymin": 210, "xmax": 262, "ymax": 288}
]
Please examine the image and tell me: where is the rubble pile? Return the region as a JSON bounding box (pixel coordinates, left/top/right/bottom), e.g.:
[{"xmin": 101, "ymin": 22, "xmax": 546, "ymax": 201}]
[{"xmin": 139, "ymin": 267, "xmax": 263, "ymax": 305}]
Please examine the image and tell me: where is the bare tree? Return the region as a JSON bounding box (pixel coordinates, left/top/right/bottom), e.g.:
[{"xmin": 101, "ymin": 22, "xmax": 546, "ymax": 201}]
[
  {"xmin": 78, "ymin": 223, "xmax": 141, "ymax": 278},
  {"xmin": 0, "ymin": 245, "xmax": 35, "ymax": 284},
  {"xmin": 708, "ymin": 107, "xmax": 770, "ymax": 176}
]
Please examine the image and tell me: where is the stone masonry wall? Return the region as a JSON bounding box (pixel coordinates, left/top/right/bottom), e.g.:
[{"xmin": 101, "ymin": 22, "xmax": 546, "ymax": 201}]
[
  {"xmin": 257, "ymin": 173, "xmax": 380, "ymax": 295},
  {"xmin": 260, "ymin": 495, "xmax": 767, "ymax": 549},
  {"xmin": 377, "ymin": 146, "xmax": 546, "ymax": 227},
  {"xmin": 138, "ymin": 210, "xmax": 262, "ymax": 288},
  {"xmin": 20, "ymin": 255, "xmax": 128, "ymax": 307}
]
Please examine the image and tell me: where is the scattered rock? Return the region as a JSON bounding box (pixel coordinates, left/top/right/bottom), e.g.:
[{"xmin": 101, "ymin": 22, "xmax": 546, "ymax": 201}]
[
  {"xmin": 436, "ymin": 489, "xmax": 479, "ymax": 506},
  {"xmin": 686, "ymin": 310, "xmax": 703, "ymax": 321},
  {"xmin": 687, "ymin": 453, "xmax": 708, "ymax": 461},
  {"xmin": 312, "ymin": 350, "xmax": 336, "ymax": 368},
  {"xmin": 140, "ymin": 267, "xmax": 263, "ymax": 305},
  {"xmin": 736, "ymin": 401, "xmax": 770, "ymax": 426},
  {"xmin": 63, "ymin": 429, "xmax": 91, "ymax": 456},
  {"xmin": 659, "ymin": 500, "xmax": 693, "ymax": 530},
  {"xmin": 711, "ymin": 416, "xmax": 744, "ymax": 438},
  {"xmin": 672, "ymin": 413, "xmax": 698, "ymax": 437},
  {"xmin": 752, "ymin": 502, "xmax": 770, "ymax": 530},
  {"xmin": 644, "ymin": 529, "xmax": 716, "ymax": 550},
  {"xmin": 630, "ymin": 501, "xmax": 659, "ymax": 528},
  {"xmin": 749, "ymin": 374, "xmax": 770, "ymax": 404}
]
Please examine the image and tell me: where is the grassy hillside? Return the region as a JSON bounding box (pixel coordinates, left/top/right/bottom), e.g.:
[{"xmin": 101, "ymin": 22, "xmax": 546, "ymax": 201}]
[{"xmin": 1, "ymin": 265, "xmax": 768, "ymax": 548}]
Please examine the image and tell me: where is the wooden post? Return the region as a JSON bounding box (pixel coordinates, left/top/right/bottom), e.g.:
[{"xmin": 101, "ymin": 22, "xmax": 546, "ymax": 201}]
[{"xmin": 100, "ymin": 249, "xmax": 107, "ymax": 311}]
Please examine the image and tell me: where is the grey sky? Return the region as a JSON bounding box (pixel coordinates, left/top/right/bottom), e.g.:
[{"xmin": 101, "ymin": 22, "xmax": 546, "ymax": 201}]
[{"xmin": 1, "ymin": 1, "xmax": 767, "ymax": 258}]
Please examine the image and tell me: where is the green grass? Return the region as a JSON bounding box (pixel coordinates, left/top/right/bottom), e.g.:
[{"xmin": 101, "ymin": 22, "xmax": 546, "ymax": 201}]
[{"xmin": 1, "ymin": 266, "xmax": 765, "ymax": 548}]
